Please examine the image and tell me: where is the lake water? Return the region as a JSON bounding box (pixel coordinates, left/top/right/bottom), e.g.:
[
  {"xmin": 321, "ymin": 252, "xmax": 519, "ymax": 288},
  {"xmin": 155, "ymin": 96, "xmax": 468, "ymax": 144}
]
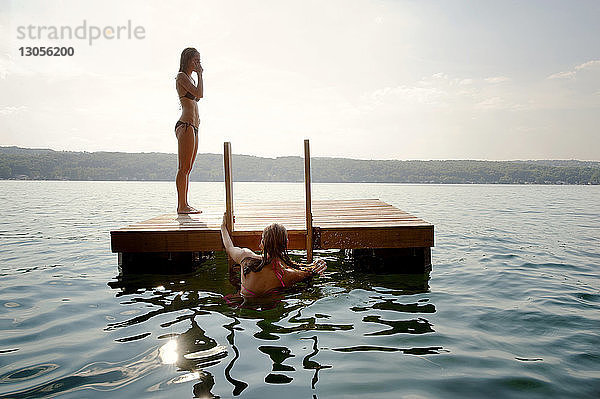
[{"xmin": 0, "ymin": 181, "xmax": 599, "ymax": 398}]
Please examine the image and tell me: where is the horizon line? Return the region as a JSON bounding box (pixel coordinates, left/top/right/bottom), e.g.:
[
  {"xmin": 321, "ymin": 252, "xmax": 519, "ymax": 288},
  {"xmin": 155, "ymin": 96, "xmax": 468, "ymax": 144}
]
[{"xmin": 1, "ymin": 145, "xmax": 599, "ymax": 163}]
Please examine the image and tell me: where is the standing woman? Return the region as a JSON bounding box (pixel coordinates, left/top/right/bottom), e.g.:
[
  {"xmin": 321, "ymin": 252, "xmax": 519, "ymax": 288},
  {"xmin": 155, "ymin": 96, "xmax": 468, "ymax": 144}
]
[{"xmin": 175, "ymin": 47, "xmax": 203, "ymax": 214}]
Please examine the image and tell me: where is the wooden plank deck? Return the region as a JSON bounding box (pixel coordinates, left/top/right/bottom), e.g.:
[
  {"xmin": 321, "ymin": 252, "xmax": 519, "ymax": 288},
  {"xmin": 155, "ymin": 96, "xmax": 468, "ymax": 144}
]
[{"xmin": 110, "ymin": 199, "xmax": 434, "ymax": 253}]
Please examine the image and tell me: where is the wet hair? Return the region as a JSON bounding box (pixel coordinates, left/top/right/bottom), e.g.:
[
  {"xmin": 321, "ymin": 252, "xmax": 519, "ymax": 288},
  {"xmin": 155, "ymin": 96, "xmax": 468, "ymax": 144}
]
[
  {"xmin": 243, "ymin": 223, "xmax": 301, "ymax": 276},
  {"xmin": 179, "ymin": 47, "xmax": 199, "ymax": 73}
]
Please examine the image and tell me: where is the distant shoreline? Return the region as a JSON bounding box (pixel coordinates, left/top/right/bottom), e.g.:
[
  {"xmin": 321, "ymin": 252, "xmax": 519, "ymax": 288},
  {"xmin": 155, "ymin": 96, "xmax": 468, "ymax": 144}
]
[
  {"xmin": 2, "ymin": 179, "xmax": 598, "ymax": 187},
  {"xmin": 1, "ymin": 146, "xmax": 598, "ymax": 185}
]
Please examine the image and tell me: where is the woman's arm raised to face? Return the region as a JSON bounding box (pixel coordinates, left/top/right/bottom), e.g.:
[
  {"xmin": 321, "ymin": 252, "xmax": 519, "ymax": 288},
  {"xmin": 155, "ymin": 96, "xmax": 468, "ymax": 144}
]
[
  {"xmin": 177, "ymin": 69, "xmax": 203, "ymax": 99},
  {"xmin": 220, "ymin": 214, "xmax": 256, "ymax": 264}
]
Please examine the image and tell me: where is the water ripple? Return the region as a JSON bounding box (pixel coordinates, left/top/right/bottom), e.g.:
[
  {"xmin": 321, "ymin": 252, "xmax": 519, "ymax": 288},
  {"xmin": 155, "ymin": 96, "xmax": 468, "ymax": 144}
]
[
  {"xmin": 1, "ymin": 182, "xmax": 599, "ymax": 398},
  {"xmin": 0, "ymin": 348, "xmax": 159, "ymax": 398}
]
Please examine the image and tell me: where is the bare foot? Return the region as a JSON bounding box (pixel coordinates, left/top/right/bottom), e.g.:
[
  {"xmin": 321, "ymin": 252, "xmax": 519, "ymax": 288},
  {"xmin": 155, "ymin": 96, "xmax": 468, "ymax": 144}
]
[{"xmin": 177, "ymin": 205, "xmax": 202, "ymax": 214}]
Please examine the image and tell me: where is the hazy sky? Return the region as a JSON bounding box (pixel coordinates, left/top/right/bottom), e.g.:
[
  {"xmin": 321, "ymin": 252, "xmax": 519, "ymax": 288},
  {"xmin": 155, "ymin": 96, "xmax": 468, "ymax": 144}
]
[{"xmin": 1, "ymin": 0, "xmax": 599, "ymax": 160}]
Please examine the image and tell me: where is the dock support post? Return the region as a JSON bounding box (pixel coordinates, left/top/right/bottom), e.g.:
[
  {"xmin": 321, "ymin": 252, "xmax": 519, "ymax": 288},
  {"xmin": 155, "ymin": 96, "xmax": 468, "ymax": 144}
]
[
  {"xmin": 304, "ymin": 139, "xmax": 313, "ymax": 263},
  {"xmin": 224, "ymin": 142, "xmax": 234, "ymax": 232}
]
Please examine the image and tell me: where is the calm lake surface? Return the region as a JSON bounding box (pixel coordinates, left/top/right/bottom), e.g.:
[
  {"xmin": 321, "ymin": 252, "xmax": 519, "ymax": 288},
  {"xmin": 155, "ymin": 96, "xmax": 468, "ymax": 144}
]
[{"xmin": 0, "ymin": 181, "xmax": 599, "ymax": 398}]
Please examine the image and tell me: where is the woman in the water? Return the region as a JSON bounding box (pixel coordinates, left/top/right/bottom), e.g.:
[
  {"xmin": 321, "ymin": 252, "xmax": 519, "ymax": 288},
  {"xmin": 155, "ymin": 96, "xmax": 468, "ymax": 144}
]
[
  {"xmin": 220, "ymin": 215, "xmax": 327, "ymax": 297},
  {"xmin": 175, "ymin": 47, "xmax": 203, "ymax": 214}
]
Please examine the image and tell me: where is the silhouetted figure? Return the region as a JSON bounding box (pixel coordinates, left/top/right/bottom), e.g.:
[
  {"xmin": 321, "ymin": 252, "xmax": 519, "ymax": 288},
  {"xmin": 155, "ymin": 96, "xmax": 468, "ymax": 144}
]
[{"xmin": 175, "ymin": 47, "xmax": 203, "ymax": 214}]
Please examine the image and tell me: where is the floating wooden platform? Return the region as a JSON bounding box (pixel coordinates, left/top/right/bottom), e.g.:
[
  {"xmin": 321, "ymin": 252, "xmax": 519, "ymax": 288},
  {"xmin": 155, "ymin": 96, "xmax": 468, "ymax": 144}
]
[
  {"xmin": 110, "ymin": 199, "xmax": 434, "ymax": 254},
  {"xmin": 111, "ymin": 141, "xmax": 434, "ymax": 273}
]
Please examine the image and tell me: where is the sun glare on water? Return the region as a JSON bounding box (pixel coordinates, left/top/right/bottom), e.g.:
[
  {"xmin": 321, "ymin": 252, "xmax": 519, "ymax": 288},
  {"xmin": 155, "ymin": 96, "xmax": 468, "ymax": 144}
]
[{"xmin": 159, "ymin": 340, "xmax": 178, "ymax": 365}]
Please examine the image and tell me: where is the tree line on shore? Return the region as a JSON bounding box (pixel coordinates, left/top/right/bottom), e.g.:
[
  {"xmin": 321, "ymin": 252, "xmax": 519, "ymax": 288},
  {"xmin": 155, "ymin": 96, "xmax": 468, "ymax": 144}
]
[{"xmin": 1, "ymin": 146, "xmax": 598, "ymax": 184}]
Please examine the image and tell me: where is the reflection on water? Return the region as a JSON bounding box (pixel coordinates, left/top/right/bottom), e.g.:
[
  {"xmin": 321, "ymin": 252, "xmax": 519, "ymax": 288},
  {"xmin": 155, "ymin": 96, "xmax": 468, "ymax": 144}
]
[
  {"xmin": 101, "ymin": 252, "xmax": 435, "ymax": 397},
  {"xmin": 302, "ymin": 336, "xmax": 332, "ymax": 389},
  {"xmin": 3, "ymin": 182, "xmax": 598, "ymax": 397},
  {"xmin": 159, "ymin": 339, "xmax": 178, "ymax": 364},
  {"xmin": 0, "ymin": 251, "xmax": 434, "ymax": 398},
  {"xmin": 157, "ymin": 322, "xmax": 226, "ymax": 398},
  {"xmin": 223, "ymin": 318, "xmax": 249, "ymax": 396}
]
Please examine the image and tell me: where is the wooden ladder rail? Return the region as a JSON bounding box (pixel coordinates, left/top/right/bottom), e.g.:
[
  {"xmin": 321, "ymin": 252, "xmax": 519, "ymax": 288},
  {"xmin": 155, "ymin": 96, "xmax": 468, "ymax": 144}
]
[
  {"xmin": 304, "ymin": 139, "xmax": 313, "ymax": 262},
  {"xmin": 223, "ymin": 142, "xmax": 234, "ymax": 232},
  {"xmin": 222, "ymin": 140, "xmax": 314, "ymax": 262},
  {"xmin": 223, "ymin": 142, "xmax": 237, "ymax": 281}
]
